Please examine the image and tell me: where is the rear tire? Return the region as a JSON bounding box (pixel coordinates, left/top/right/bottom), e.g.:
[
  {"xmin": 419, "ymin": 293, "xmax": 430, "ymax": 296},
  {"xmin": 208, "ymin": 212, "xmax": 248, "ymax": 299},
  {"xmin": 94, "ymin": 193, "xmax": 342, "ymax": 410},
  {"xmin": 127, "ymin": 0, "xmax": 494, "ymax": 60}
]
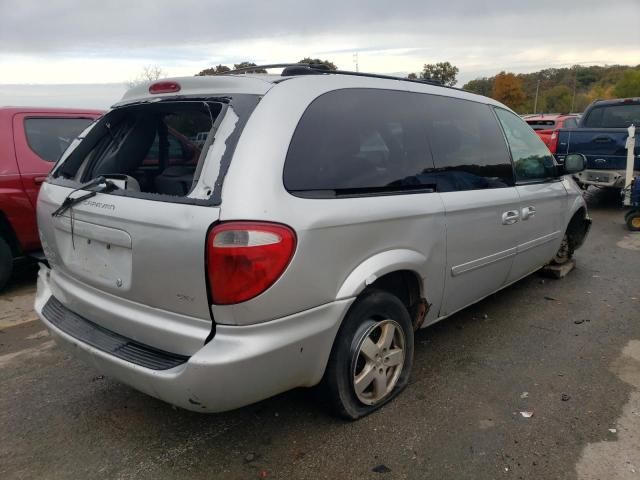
[
  {"xmin": 0, "ymin": 237, "xmax": 13, "ymax": 291},
  {"xmin": 323, "ymin": 289, "xmax": 414, "ymax": 420}
]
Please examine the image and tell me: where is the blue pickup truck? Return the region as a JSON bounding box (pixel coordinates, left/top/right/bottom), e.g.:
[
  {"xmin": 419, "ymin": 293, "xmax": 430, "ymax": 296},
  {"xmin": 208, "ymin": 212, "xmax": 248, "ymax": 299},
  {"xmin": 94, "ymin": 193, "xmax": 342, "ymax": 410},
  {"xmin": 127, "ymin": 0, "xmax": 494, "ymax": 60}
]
[{"xmin": 555, "ymin": 98, "xmax": 640, "ymax": 189}]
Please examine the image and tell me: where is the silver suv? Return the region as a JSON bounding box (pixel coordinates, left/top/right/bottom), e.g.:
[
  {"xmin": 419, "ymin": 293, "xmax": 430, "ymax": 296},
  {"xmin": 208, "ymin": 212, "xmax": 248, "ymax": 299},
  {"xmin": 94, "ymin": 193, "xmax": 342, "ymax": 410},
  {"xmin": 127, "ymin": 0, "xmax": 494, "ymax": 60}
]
[{"xmin": 35, "ymin": 65, "xmax": 591, "ymax": 419}]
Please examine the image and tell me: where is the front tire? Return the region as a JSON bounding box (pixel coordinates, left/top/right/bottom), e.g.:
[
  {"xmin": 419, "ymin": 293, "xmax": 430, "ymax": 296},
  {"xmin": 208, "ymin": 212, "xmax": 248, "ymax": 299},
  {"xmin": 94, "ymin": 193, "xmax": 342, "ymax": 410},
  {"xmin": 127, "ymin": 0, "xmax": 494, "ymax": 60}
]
[
  {"xmin": 0, "ymin": 237, "xmax": 13, "ymax": 291},
  {"xmin": 323, "ymin": 289, "xmax": 414, "ymax": 420},
  {"xmin": 551, "ymin": 234, "xmax": 573, "ymax": 265}
]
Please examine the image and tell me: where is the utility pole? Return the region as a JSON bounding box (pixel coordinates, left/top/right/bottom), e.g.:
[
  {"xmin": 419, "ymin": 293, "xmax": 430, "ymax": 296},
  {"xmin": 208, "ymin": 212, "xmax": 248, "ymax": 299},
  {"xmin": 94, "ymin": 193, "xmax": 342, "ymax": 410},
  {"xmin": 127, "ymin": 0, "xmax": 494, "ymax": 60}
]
[
  {"xmin": 353, "ymin": 53, "xmax": 359, "ymax": 72},
  {"xmin": 533, "ymin": 79, "xmax": 540, "ymax": 114}
]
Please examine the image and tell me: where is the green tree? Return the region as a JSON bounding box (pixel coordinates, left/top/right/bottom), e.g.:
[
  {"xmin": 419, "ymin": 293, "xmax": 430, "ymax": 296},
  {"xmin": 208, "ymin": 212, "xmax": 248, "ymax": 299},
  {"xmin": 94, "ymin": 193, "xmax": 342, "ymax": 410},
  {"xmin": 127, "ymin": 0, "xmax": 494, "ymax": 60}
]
[
  {"xmin": 543, "ymin": 85, "xmax": 573, "ymax": 113},
  {"xmin": 492, "ymin": 72, "xmax": 526, "ymax": 111},
  {"xmin": 463, "ymin": 77, "xmax": 494, "ymax": 97},
  {"xmin": 298, "ymin": 58, "xmax": 338, "ymax": 70},
  {"xmin": 407, "ymin": 72, "xmax": 418, "ymax": 80},
  {"xmin": 420, "ymin": 62, "xmax": 459, "ymax": 86},
  {"xmin": 196, "ymin": 64, "xmax": 231, "ymax": 76},
  {"xmin": 232, "ymin": 62, "xmax": 268, "ymax": 73},
  {"xmin": 614, "ymin": 70, "xmax": 640, "ymax": 97}
]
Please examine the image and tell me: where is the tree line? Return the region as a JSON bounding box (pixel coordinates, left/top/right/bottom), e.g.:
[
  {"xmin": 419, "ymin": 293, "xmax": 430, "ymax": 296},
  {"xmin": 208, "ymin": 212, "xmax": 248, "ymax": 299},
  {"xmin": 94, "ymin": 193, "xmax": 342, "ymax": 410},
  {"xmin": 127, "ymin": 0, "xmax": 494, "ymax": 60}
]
[
  {"xmin": 196, "ymin": 58, "xmax": 337, "ymax": 76},
  {"xmin": 194, "ymin": 59, "xmax": 640, "ymax": 114},
  {"xmin": 464, "ymin": 65, "xmax": 640, "ymax": 113}
]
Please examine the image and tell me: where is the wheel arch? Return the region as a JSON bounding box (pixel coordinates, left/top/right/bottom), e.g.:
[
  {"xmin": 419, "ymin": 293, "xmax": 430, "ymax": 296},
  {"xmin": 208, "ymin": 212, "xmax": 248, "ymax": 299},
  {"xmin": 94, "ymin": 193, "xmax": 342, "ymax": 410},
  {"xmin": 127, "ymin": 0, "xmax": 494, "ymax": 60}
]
[
  {"xmin": 336, "ymin": 249, "xmax": 429, "ymax": 330},
  {"xmin": 566, "ymin": 206, "xmax": 591, "ymax": 251}
]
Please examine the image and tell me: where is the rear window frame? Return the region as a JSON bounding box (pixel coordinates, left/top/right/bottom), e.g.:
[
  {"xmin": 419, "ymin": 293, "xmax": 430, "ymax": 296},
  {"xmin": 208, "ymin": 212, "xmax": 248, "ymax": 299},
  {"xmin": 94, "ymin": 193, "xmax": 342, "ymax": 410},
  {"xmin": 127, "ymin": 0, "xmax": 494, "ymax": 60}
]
[{"xmin": 48, "ymin": 94, "xmax": 261, "ymax": 206}]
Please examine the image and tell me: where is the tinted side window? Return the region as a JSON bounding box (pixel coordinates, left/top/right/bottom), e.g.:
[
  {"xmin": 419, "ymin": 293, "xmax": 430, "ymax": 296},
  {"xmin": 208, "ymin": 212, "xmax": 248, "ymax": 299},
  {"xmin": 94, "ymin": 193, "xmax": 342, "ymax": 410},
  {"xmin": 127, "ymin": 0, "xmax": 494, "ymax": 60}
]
[
  {"xmin": 420, "ymin": 96, "xmax": 514, "ymax": 192},
  {"xmin": 562, "ymin": 117, "xmax": 578, "ymax": 129},
  {"xmin": 24, "ymin": 117, "xmax": 94, "ymax": 162},
  {"xmin": 284, "ymin": 89, "xmax": 434, "ymax": 195},
  {"xmin": 494, "ymin": 108, "xmax": 556, "ymax": 182}
]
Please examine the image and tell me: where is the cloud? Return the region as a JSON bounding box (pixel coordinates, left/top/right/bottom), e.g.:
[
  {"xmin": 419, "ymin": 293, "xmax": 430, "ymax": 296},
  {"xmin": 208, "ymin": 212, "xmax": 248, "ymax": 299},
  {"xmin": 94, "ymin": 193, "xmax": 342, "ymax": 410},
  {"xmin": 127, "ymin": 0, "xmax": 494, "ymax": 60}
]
[
  {"xmin": 0, "ymin": 0, "xmax": 638, "ymax": 85},
  {"xmin": 2, "ymin": 0, "xmax": 638, "ymax": 54}
]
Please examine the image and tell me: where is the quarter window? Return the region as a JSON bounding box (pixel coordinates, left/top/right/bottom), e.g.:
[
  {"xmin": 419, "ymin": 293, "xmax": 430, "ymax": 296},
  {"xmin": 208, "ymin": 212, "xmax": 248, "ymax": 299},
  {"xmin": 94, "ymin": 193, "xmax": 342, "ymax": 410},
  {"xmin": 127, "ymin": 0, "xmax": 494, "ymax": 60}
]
[
  {"xmin": 494, "ymin": 108, "xmax": 557, "ymax": 181},
  {"xmin": 420, "ymin": 96, "xmax": 514, "ymax": 192},
  {"xmin": 284, "ymin": 89, "xmax": 435, "ymax": 196}
]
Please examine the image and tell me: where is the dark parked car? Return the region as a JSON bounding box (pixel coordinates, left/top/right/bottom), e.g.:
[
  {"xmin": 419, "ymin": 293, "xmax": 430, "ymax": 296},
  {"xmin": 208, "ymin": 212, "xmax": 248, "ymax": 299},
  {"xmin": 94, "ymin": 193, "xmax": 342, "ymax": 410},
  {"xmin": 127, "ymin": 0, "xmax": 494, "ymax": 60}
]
[{"xmin": 555, "ymin": 98, "xmax": 640, "ymax": 189}]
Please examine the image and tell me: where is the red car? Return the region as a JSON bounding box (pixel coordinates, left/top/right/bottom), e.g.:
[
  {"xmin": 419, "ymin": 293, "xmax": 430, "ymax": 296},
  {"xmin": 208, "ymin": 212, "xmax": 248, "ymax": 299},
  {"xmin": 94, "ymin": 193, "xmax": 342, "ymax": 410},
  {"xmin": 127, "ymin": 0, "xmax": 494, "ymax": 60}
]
[
  {"xmin": 0, "ymin": 107, "xmax": 102, "ymax": 289},
  {"xmin": 524, "ymin": 114, "xmax": 580, "ymax": 153}
]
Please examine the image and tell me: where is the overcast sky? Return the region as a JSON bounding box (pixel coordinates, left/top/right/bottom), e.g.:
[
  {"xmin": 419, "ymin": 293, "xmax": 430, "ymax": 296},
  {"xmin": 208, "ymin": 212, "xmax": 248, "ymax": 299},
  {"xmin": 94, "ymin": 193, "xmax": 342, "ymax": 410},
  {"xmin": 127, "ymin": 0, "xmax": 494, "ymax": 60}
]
[{"xmin": 1, "ymin": 0, "xmax": 639, "ymax": 108}]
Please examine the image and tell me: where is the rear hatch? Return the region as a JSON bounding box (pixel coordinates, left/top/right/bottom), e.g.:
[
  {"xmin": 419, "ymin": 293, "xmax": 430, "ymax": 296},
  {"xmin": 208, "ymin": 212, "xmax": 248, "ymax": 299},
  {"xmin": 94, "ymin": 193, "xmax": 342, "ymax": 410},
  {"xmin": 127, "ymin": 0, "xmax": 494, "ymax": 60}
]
[{"xmin": 38, "ymin": 89, "xmax": 262, "ymax": 354}]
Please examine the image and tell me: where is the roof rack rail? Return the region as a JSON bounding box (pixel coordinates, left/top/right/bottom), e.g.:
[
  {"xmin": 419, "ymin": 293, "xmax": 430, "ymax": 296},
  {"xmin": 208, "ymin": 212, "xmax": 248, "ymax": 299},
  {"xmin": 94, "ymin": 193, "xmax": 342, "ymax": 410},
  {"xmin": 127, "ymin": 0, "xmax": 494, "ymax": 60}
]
[{"xmin": 221, "ymin": 63, "xmax": 451, "ymax": 88}]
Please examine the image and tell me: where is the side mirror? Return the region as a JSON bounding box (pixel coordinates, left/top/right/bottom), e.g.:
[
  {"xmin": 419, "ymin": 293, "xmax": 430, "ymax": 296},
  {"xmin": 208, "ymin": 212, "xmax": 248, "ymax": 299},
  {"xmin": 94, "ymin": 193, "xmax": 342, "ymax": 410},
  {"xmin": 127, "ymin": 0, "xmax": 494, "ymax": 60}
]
[{"xmin": 564, "ymin": 153, "xmax": 586, "ymax": 174}]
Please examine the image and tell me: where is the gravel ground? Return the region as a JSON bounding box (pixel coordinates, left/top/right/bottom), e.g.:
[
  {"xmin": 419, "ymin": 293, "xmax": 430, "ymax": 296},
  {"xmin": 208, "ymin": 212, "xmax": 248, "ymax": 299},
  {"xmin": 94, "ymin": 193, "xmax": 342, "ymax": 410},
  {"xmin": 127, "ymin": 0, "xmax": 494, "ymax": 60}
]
[{"xmin": 1, "ymin": 188, "xmax": 639, "ymax": 480}]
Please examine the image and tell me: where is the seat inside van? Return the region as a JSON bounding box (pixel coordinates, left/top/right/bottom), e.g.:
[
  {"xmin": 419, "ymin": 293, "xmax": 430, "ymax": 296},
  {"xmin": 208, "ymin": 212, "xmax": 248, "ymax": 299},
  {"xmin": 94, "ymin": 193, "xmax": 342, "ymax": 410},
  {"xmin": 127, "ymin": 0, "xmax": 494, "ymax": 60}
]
[{"xmin": 77, "ymin": 102, "xmax": 222, "ymax": 197}]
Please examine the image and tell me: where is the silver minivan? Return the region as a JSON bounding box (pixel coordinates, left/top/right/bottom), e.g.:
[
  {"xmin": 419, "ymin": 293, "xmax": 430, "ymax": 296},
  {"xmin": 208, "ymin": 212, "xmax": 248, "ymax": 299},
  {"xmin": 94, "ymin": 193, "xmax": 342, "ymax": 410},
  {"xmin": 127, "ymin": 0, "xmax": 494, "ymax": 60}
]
[{"xmin": 35, "ymin": 65, "xmax": 591, "ymax": 419}]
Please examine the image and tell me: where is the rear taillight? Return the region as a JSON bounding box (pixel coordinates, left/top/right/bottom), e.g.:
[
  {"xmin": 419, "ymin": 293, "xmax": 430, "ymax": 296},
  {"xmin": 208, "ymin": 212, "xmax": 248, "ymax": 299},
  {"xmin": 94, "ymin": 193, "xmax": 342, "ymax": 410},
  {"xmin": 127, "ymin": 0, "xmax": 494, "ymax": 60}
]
[
  {"xmin": 206, "ymin": 222, "xmax": 296, "ymax": 305},
  {"xmin": 549, "ymin": 131, "xmax": 559, "ymax": 153}
]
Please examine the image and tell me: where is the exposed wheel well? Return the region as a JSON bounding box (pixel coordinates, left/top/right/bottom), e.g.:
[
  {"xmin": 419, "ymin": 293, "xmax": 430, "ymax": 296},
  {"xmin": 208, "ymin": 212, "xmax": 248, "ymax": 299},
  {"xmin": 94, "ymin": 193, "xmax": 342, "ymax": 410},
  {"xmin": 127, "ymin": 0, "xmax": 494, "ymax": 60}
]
[
  {"xmin": 0, "ymin": 212, "xmax": 21, "ymax": 257},
  {"xmin": 365, "ymin": 270, "xmax": 427, "ymax": 330},
  {"xmin": 566, "ymin": 207, "xmax": 590, "ymax": 252}
]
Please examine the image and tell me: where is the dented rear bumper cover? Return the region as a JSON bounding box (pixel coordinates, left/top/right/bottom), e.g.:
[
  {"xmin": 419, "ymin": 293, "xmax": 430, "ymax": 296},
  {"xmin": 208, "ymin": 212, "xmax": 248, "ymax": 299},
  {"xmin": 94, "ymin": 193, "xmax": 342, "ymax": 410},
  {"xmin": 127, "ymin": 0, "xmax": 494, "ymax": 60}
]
[{"xmin": 35, "ymin": 265, "xmax": 353, "ymax": 412}]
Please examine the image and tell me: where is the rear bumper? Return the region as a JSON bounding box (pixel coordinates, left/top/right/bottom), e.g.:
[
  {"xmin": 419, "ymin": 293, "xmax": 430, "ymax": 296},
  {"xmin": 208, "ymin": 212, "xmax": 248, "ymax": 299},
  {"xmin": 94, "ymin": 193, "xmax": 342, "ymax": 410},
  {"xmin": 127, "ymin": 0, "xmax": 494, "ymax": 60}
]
[
  {"xmin": 573, "ymin": 169, "xmax": 638, "ymax": 188},
  {"xmin": 35, "ymin": 265, "xmax": 353, "ymax": 413}
]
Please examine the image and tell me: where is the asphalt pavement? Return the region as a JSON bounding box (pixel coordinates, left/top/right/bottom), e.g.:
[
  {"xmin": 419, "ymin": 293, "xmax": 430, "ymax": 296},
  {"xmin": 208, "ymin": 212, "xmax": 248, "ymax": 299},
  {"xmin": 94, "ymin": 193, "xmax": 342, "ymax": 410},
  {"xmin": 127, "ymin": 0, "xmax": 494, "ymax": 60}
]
[{"xmin": 1, "ymin": 188, "xmax": 639, "ymax": 480}]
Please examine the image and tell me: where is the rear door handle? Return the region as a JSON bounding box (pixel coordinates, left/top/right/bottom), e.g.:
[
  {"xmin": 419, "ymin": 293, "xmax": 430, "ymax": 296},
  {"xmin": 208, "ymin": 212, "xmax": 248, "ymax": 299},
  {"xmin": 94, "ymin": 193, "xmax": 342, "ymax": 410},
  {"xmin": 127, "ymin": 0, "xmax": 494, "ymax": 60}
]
[
  {"xmin": 522, "ymin": 206, "xmax": 536, "ymax": 220},
  {"xmin": 502, "ymin": 210, "xmax": 520, "ymax": 225}
]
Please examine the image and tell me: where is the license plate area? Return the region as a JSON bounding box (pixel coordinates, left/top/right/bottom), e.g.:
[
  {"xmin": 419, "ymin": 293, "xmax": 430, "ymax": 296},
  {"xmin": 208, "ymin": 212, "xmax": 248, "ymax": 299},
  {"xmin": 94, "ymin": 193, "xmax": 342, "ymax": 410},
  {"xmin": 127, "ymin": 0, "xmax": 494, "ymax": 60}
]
[{"xmin": 53, "ymin": 216, "xmax": 133, "ymax": 290}]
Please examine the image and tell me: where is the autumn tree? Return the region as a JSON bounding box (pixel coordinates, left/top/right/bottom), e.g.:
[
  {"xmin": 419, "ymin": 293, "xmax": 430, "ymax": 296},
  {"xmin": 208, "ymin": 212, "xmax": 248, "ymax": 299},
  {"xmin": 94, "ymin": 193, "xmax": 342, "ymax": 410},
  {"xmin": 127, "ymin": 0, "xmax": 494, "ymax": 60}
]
[
  {"xmin": 587, "ymin": 84, "xmax": 616, "ymax": 102},
  {"xmin": 491, "ymin": 72, "xmax": 526, "ymax": 110},
  {"xmin": 614, "ymin": 70, "xmax": 640, "ymax": 97},
  {"xmin": 298, "ymin": 58, "xmax": 338, "ymax": 70},
  {"xmin": 420, "ymin": 62, "xmax": 459, "ymax": 86},
  {"xmin": 196, "ymin": 64, "xmax": 231, "ymax": 76}
]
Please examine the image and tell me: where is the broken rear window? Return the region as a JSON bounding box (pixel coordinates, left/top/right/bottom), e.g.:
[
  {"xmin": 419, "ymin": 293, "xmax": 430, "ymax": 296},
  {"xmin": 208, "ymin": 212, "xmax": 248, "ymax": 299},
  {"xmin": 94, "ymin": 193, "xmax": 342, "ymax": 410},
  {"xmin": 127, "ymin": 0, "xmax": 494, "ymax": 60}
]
[{"xmin": 52, "ymin": 96, "xmax": 260, "ymax": 204}]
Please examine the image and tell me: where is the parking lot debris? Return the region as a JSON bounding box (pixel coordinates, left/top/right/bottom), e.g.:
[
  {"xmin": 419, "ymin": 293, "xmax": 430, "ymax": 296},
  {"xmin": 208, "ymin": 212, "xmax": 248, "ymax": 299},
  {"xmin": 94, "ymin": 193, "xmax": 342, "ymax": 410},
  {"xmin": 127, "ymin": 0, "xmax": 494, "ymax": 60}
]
[
  {"xmin": 520, "ymin": 411, "xmax": 534, "ymax": 418},
  {"xmin": 372, "ymin": 464, "xmax": 391, "ymax": 473},
  {"xmin": 258, "ymin": 470, "xmax": 269, "ymax": 478},
  {"xmin": 561, "ymin": 394, "xmax": 571, "ymax": 402},
  {"xmin": 521, "ymin": 392, "xmax": 529, "ymax": 399},
  {"xmin": 245, "ymin": 452, "xmax": 256, "ymax": 463},
  {"xmin": 608, "ymin": 428, "xmax": 617, "ymax": 434},
  {"xmin": 574, "ymin": 319, "xmax": 585, "ymax": 325},
  {"xmin": 544, "ymin": 296, "xmax": 557, "ymax": 301},
  {"xmin": 91, "ymin": 375, "xmax": 104, "ymax": 381}
]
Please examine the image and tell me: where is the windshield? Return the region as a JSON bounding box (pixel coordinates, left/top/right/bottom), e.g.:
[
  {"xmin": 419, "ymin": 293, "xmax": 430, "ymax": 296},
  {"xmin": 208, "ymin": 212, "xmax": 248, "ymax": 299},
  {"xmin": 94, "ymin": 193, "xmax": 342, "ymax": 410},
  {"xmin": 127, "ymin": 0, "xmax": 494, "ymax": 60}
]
[{"xmin": 583, "ymin": 103, "xmax": 640, "ymax": 128}]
